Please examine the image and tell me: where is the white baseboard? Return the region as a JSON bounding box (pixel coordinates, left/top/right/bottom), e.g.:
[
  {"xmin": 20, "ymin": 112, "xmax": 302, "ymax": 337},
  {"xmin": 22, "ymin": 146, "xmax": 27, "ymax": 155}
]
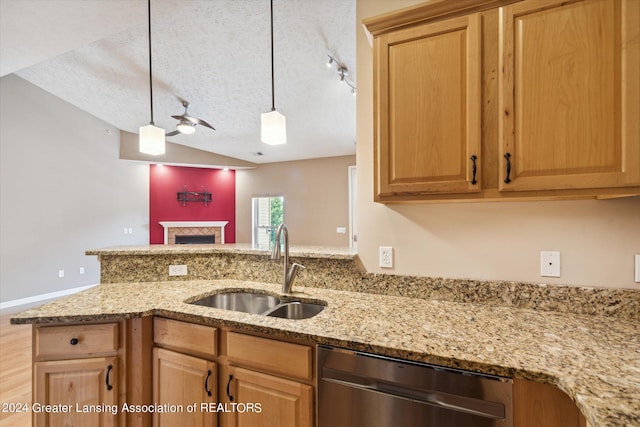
[{"xmin": 0, "ymin": 284, "xmax": 98, "ymax": 311}]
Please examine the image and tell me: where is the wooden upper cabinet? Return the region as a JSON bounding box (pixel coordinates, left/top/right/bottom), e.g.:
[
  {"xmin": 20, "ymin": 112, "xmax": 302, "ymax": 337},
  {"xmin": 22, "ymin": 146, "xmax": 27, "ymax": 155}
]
[
  {"xmin": 374, "ymin": 13, "xmax": 482, "ymax": 198},
  {"xmin": 499, "ymin": 0, "xmax": 640, "ymax": 191}
]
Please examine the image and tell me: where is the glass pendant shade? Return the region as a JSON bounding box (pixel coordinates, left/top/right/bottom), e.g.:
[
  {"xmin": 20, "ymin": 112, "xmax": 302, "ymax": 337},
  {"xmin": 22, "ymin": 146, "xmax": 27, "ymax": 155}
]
[
  {"xmin": 261, "ymin": 109, "xmax": 287, "ymax": 145},
  {"xmin": 139, "ymin": 124, "xmax": 165, "ymax": 155}
]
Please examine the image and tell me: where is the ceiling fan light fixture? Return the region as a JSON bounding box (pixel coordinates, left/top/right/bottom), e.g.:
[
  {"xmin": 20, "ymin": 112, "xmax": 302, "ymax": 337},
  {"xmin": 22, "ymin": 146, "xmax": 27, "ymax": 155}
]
[
  {"xmin": 261, "ymin": 109, "xmax": 286, "ymax": 145},
  {"xmin": 176, "ymin": 120, "xmax": 196, "ymax": 134},
  {"xmin": 139, "ymin": 123, "xmax": 166, "ymax": 155}
]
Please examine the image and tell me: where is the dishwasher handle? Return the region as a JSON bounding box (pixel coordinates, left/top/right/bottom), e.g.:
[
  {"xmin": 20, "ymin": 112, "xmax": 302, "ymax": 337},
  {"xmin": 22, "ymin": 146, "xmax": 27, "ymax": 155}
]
[{"xmin": 321, "ymin": 367, "xmax": 506, "ymax": 420}]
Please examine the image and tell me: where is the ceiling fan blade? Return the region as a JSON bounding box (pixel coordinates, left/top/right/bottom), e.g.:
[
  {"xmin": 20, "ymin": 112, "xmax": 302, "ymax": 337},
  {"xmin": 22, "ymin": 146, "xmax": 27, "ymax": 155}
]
[
  {"xmin": 187, "ymin": 116, "xmax": 216, "ymax": 130},
  {"xmin": 170, "ymin": 104, "xmax": 215, "ymax": 131},
  {"xmin": 166, "ymin": 130, "xmax": 181, "ymax": 136}
]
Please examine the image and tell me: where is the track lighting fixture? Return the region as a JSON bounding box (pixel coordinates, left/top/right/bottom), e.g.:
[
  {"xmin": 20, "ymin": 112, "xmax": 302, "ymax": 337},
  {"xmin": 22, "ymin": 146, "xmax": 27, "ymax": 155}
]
[{"xmin": 327, "ymin": 54, "xmax": 356, "ymax": 96}]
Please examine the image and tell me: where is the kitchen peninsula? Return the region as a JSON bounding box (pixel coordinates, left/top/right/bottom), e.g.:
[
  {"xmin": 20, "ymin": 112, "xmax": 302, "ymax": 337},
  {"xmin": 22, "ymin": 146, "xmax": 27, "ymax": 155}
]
[{"xmin": 12, "ymin": 244, "xmax": 640, "ymax": 427}]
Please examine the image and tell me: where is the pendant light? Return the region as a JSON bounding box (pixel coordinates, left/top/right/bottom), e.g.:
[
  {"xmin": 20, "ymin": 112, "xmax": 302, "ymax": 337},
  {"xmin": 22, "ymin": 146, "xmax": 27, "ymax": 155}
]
[
  {"xmin": 261, "ymin": 0, "xmax": 286, "ymax": 145},
  {"xmin": 139, "ymin": 0, "xmax": 165, "ymax": 155}
]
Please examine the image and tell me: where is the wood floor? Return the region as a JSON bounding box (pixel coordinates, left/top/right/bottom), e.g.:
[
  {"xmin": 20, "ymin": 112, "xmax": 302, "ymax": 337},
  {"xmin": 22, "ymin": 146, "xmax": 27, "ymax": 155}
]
[{"xmin": 0, "ymin": 312, "xmax": 32, "ymax": 427}]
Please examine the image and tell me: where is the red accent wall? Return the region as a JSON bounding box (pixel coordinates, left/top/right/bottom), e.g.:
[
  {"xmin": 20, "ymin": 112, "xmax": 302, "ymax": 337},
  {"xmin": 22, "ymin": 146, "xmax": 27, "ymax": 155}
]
[{"xmin": 149, "ymin": 165, "xmax": 236, "ymax": 244}]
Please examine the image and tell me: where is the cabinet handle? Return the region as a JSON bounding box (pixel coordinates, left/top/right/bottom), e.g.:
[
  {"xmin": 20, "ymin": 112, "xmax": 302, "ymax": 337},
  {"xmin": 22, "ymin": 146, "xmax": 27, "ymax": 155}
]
[
  {"xmin": 70, "ymin": 338, "xmax": 79, "ymax": 345},
  {"xmin": 503, "ymin": 153, "xmax": 512, "ymax": 183},
  {"xmin": 470, "ymin": 155, "xmax": 478, "ymax": 185},
  {"xmin": 226, "ymin": 374, "xmax": 234, "ymax": 402},
  {"xmin": 105, "ymin": 364, "xmax": 113, "ymax": 391},
  {"xmin": 205, "ymin": 370, "xmax": 212, "ymax": 397}
]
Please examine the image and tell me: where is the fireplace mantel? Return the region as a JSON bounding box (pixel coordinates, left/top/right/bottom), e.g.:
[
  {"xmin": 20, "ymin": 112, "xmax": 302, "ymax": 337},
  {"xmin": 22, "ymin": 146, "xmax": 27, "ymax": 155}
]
[{"xmin": 159, "ymin": 221, "xmax": 229, "ymax": 245}]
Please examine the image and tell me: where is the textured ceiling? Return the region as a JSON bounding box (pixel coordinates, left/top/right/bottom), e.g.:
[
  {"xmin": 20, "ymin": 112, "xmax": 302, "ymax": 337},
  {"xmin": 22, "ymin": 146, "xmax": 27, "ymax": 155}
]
[{"xmin": 0, "ymin": 0, "xmax": 356, "ymax": 164}]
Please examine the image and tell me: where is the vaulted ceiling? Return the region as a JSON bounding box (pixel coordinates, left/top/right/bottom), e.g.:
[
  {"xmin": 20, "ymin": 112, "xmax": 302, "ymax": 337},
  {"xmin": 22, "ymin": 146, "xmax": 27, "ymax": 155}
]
[{"xmin": 0, "ymin": 0, "xmax": 356, "ymax": 164}]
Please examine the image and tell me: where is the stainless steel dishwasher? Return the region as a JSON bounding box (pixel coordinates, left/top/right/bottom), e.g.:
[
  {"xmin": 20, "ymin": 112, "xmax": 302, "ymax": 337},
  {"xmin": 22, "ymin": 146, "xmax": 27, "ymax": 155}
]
[{"xmin": 317, "ymin": 345, "xmax": 513, "ymax": 427}]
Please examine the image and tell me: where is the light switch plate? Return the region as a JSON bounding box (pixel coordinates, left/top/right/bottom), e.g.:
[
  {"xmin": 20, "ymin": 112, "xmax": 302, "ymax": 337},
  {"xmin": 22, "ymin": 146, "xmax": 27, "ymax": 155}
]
[{"xmin": 540, "ymin": 251, "xmax": 560, "ymax": 277}]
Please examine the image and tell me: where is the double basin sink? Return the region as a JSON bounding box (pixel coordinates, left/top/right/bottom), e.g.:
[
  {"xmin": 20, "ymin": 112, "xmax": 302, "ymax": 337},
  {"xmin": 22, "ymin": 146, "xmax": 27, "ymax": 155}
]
[{"xmin": 188, "ymin": 291, "xmax": 325, "ymax": 320}]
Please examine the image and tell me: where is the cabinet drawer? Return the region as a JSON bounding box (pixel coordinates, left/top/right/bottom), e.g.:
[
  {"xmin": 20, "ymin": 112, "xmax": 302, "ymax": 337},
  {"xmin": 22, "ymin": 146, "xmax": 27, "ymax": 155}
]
[
  {"xmin": 154, "ymin": 317, "xmax": 217, "ymax": 358},
  {"xmin": 226, "ymin": 332, "xmax": 312, "ymax": 381},
  {"xmin": 35, "ymin": 323, "xmax": 118, "ymax": 360}
]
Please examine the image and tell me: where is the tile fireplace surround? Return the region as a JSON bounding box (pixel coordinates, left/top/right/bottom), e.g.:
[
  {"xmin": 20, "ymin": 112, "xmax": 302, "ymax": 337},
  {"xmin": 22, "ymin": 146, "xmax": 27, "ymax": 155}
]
[{"xmin": 159, "ymin": 221, "xmax": 229, "ymax": 244}]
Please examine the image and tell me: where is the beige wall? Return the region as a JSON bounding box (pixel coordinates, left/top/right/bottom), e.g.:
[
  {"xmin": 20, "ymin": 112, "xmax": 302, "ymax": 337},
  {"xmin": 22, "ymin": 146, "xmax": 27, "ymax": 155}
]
[
  {"xmin": 236, "ymin": 156, "xmax": 356, "ymax": 247},
  {"xmin": 356, "ymin": 0, "xmax": 640, "ymax": 289},
  {"xmin": 0, "ymin": 75, "xmax": 149, "ymax": 304}
]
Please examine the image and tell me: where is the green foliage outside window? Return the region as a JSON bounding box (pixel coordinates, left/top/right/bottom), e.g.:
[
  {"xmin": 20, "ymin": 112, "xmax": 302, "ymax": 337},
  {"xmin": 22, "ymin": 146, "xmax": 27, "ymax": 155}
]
[{"xmin": 269, "ymin": 197, "xmax": 283, "ymax": 243}]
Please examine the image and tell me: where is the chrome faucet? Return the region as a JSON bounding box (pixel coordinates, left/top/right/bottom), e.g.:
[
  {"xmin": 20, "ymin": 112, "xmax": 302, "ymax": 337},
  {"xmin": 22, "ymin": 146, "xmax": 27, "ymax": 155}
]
[{"xmin": 271, "ymin": 224, "xmax": 305, "ymax": 293}]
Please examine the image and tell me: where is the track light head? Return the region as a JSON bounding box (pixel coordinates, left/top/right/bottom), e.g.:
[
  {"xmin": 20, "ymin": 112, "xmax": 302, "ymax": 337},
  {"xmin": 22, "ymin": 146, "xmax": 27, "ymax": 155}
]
[{"xmin": 327, "ymin": 56, "xmax": 334, "ymax": 68}]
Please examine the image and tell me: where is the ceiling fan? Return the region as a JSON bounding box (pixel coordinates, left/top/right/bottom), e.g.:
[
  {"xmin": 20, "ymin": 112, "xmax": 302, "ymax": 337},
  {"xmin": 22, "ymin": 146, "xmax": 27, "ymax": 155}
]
[{"xmin": 166, "ymin": 100, "xmax": 216, "ymax": 136}]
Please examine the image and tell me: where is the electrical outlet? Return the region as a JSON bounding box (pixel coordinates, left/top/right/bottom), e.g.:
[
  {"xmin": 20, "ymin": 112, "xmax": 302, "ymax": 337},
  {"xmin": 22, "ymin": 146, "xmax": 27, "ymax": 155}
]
[
  {"xmin": 79, "ymin": 267, "xmax": 85, "ymax": 275},
  {"xmin": 540, "ymin": 251, "xmax": 560, "ymax": 277},
  {"xmin": 169, "ymin": 265, "xmax": 188, "ymax": 276},
  {"xmin": 336, "ymin": 227, "xmax": 347, "ymax": 234},
  {"xmin": 379, "ymin": 246, "xmax": 393, "ymax": 268},
  {"xmin": 58, "ymin": 269, "xmax": 64, "ymax": 278}
]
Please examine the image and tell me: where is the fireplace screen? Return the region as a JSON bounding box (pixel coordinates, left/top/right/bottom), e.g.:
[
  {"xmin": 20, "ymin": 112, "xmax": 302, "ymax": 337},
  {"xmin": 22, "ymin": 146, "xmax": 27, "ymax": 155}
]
[{"xmin": 175, "ymin": 235, "xmax": 215, "ymax": 244}]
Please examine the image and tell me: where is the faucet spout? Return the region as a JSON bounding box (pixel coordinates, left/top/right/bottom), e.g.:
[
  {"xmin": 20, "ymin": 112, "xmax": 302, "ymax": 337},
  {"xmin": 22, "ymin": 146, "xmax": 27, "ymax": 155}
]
[
  {"xmin": 285, "ymin": 263, "xmax": 305, "ymax": 293},
  {"xmin": 271, "ymin": 224, "xmax": 304, "ymax": 293}
]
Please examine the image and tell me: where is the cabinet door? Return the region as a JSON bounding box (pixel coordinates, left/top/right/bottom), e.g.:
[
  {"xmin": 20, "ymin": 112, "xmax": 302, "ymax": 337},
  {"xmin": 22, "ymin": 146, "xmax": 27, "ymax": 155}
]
[
  {"xmin": 499, "ymin": 0, "xmax": 640, "ymax": 191},
  {"xmin": 34, "ymin": 356, "xmax": 118, "ymax": 427},
  {"xmin": 514, "ymin": 379, "xmax": 587, "ymax": 427},
  {"xmin": 153, "ymin": 347, "xmax": 216, "ymax": 427},
  {"xmin": 226, "ymin": 366, "xmax": 312, "ymax": 427},
  {"xmin": 375, "ymin": 14, "xmax": 482, "ymax": 198}
]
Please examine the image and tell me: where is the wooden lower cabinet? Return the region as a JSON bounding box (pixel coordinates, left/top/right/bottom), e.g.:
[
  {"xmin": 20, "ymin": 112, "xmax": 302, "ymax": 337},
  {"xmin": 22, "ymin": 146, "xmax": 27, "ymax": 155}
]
[
  {"xmin": 514, "ymin": 378, "xmax": 587, "ymax": 427},
  {"xmin": 33, "ymin": 356, "xmax": 119, "ymax": 427},
  {"xmin": 32, "ymin": 322, "xmax": 122, "ymax": 427},
  {"xmin": 151, "ymin": 318, "xmax": 314, "ymax": 427},
  {"xmin": 225, "ymin": 366, "xmax": 313, "ymax": 427},
  {"xmin": 152, "ymin": 347, "xmax": 216, "ymax": 427}
]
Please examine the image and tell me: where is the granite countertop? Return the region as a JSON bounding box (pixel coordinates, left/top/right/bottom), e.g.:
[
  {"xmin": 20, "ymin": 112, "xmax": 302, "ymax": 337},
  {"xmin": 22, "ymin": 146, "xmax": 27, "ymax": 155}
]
[
  {"xmin": 12, "ymin": 279, "xmax": 640, "ymax": 427},
  {"xmin": 85, "ymin": 244, "xmax": 358, "ymax": 260}
]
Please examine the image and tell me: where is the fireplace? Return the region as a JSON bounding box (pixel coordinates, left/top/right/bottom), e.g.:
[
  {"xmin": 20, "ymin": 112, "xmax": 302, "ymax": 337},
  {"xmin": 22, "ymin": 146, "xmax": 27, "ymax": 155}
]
[
  {"xmin": 175, "ymin": 235, "xmax": 215, "ymax": 244},
  {"xmin": 159, "ymin": 221, "xmax": 229, "ymax": 244}
]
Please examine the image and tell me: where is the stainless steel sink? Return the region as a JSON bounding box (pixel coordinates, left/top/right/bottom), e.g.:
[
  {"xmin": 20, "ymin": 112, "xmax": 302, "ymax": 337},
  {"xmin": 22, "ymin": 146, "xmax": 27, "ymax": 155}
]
[
  {"xmin": 265, "ymin": 301, "xmax": 325, "ymax": 319},
  {"xmin": 188, "ymin": 291, "xmax": 325, "ymax": 319},
  {"xmin": 189, "ymin": 292, "xmax": 280, "ymax": 314}
]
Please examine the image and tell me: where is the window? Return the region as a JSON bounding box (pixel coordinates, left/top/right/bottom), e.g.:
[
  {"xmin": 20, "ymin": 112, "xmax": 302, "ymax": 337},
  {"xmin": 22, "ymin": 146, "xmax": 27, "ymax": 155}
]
[{"xmin": 252, "ymin": 196, "xmax": 284, "ymax": 250}]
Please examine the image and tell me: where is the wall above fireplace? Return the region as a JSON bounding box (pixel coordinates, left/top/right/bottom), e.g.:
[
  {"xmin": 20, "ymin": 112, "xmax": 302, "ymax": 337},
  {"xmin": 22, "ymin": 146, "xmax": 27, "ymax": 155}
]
[{"xmin": 149, "ymin": 165, "xmax": 235, "ymax": 244}]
